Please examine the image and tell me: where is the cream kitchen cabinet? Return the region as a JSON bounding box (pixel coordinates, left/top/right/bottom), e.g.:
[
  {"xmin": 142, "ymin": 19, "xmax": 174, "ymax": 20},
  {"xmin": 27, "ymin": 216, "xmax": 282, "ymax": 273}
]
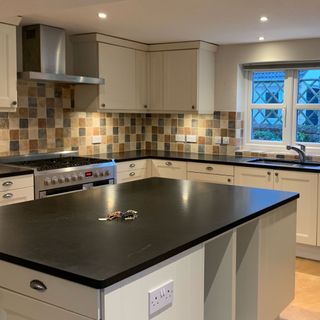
[
  {"xmin": 0, "ymin": 174, "xmax": 34, "ymax": 206},
  {"xmin": 148, "ymin": 42, "xmax": 216, "ymax": 114},
  {"xmin": 151, "ymin": 159, "xmax": 187, "ymax": 179},
  {"xmin": 73, "ymin": 34, "xmax": 148, "ymax": 112},
  {"xmin": 0, "ymin": 23, "xmax": 17, "ymax": 111},
  {"xmin": 187, "ymin": 162, "xmax": 234, "ymax": 185},
  {"xmin": 117, "ymin": 159, "xmax": 151, "ymax": 184},
  {"xmin": 234, "ymin": 167, "xmax": 318, "ymax": 246}
]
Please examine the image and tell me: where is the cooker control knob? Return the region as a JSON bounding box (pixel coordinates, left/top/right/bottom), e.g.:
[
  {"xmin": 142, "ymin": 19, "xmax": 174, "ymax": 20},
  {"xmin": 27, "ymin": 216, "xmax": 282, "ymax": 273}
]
[
  {"xmin": 104, "ymin": 170, "xmax": 110, "ymax": 176},
  {"xmin": 44, "ymin": 177, "xmax": 51, "ymax": 186},
  {"xmin": 58, "ymin": 176, "xmax": 65, "ymax": 183},
  {"xmin": 78, "ymin": 173, "xmax": 84, "ymax": 180},
  {"xmin": 51, "ymin": 176, "xmax": 58, "ymax": 185},
  {"xmin": 94, "ymin": 171, "xmax": 99, "ymax": 177},
  {"xmin": 71, "ymin": 174, "xmax": 77, "ymax": 181},
  {"xmin": 99, "ymin": 171, "xmax": 104, "ymax": 177},
  {"xmin": 65, "ymin": 176, "xmax": 71, "ymax": 183}
]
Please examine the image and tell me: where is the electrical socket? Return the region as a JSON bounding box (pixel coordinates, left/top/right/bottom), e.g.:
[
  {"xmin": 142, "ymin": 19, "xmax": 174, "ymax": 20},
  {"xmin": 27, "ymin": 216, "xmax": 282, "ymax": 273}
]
[
  {"xmin": 222, "ymin": 137, "xmax": 230, "ymax": 144},
  {"xmin": 175, "ymin": 134, "xmax": 185, "ymax": 142},
  {"xmin": 149, "ymin": 280, "xmax": 174, "ymax": 317},
  {"xmin": 186, "ymin": 135, "xmax": 197, "ymax": 143},
  {"xmin": 214, "ymin": 136, "xmax": 222, "ymax": 144},
  {"xmin": 92, "ymin": 136, "xmax": 102, "ymax": 144}
]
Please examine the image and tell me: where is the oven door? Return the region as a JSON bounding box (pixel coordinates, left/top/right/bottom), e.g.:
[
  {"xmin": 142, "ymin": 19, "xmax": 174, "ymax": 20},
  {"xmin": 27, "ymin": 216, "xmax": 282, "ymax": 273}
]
[{"xmin": 38, "ymin": 179, "xmax": 115, "ymax": 199}]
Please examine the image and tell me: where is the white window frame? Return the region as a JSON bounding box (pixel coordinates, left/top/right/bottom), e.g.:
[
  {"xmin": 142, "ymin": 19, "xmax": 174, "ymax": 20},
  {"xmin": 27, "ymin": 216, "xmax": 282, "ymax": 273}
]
[
  {"xmin": 244, "ymin": 70, "xmax": 293, "ymax": 150},
  {"xmin": 292, "ymin": 69, "xmax": 320, "ymax": 151}
]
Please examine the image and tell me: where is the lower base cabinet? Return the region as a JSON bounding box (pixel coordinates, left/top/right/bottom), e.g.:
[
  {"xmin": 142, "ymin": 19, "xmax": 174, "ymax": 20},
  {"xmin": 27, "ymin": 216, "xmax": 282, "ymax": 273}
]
[{"xmin": 0, "ymin": 202, "xmax": 296, "ymax": 320}]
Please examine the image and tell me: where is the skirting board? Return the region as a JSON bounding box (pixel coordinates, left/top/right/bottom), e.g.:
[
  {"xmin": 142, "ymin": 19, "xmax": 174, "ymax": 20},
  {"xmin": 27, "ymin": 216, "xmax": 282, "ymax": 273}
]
[{"xmin": 296, "ymin": 244, "xmax": 320, "ymax": 261}]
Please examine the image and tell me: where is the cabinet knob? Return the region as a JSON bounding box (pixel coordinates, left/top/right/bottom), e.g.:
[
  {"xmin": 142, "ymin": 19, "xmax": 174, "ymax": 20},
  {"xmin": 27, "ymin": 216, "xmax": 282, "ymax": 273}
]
[
  {"xmin": 30, "ymin": 279, "xmax": 47, "ymax": 292},
  {"xmin": 165, "ymin": 161, "xmax": 172, "ymax": 166},
  {"xmin": 101, "ymin": 103, "xmax": 106, "ymax": 108},
  {"xmin": 275, "ymin": 172, "xmax": 279, "ymax": 177},
  {"xmin": 267, "ymin": 172, "xmax": 271, "ymax": 176},
  {"xmin": 227, "ymin": 178, "xmax": 231, "ymax": 183},
  {"xmin": 144, "ymin": 105, "xmax": 148, "ymax": 109},
  {"xmin": 11, "ymin": 101, "xmax": 17, "ymax": 106},
  {"xmin": 191, "ymin": 105, "xmax": 195, "ymax": 110},
  {"xmin": 3, "ymin": 193, "xmax": 13, "ymax": 199},
  {"xmin": 129, "ymin": 172, "xmax": 136, "ymax": 177},
  {"xmin": 2, "ymin": 181, "xmax": 13, "ymax": 187}
]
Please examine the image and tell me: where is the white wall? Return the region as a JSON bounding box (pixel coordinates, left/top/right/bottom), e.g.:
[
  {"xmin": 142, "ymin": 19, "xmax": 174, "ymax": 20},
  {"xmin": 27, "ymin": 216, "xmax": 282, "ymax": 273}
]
[{"xmin": 215, "ymin": 38, "xmax": 320, "ymax": 111}]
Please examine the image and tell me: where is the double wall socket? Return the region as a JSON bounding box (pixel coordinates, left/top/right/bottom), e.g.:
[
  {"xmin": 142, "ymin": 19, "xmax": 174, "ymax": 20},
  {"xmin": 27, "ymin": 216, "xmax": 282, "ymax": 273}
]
[
  {"xmin": 149, "ymin": 280, "xmax": 174, "ymax": 317},
  {"xmin": 214, "ymin": 136, "xmax": 230, "ymax": 145},
  {"xmin": 175, "ymin": 134, "xmax": 185, "ymax": 142}
]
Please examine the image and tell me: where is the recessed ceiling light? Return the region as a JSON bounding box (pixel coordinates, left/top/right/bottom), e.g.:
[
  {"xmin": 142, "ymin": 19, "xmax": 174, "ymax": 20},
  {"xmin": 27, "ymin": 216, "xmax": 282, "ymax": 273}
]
[
  {"xmin": 260, "ymin": 16, "xmax": 268, "ymax": 22},
  {"xmin": 98, "ymin": 12, "xmax": 107, "ymax": 19},
  {"xmin": 259, "ymin": 36, "xmax": 265, "ymax": 41}
]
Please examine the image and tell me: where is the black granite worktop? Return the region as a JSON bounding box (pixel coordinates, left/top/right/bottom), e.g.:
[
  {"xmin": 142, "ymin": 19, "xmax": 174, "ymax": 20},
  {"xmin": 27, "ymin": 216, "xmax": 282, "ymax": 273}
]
[
  {"xmin": 0, "ymin": 178, "xmax": 298, "ymax": 289},
  {"xmin": 0, "ymin": 164, "xmax": 34, "ymax": 178},
  {"xmin": 91, "ymin": 150, "xmax": 320, "ymax": 173}
]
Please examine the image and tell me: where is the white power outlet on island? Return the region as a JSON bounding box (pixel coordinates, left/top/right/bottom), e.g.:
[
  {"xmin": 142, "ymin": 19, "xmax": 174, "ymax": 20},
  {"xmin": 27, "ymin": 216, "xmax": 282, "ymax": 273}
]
[
  {"xmin": 92, "ymin": 136, "xmax": 102, "ymax": 144},
  {"xmin": 214, "ymin": 136, "xmax": 222, "ymax": 144},
  {"xmin": 149, "ymin": 280, "xmax": 174, "ymax": 317}
]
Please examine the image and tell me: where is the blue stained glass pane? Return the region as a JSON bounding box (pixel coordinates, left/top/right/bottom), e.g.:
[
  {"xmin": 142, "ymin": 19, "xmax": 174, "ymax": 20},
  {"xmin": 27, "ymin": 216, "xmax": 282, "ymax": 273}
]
[
  {"xmin": 251, "ymin": 109, "xmax": 283, "ymax": 141},
  {"xmin": 252, "ymin": 71, "xmax": 285, "ymax": 104},
  {"xmin": 296, "ymin": 109, "xmax": 320, "ymax": 143},
  {"xmin": 297, "ymin": 70, "xmax": 320, "ymax": 104}
]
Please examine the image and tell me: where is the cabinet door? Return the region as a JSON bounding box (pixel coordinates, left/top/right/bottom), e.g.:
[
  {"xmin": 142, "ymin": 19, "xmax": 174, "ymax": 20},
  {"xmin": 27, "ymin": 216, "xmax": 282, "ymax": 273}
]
[
  {"xmin": 0, "ymin": 23, "xmax": 17, "ymax": 110},
  {"xmin": 234, "ymin": 167, "xmax": 273, "ymax": 189},
  {"xmin": 99, "ymin": 43, "xmax": 135, "ymax": 110},
  {"xmin": 148, "ymin": 51, "xmax": 164, "ymax": 110},
  {"xmin": 0, "ymin": 287, "xmax": 91, "ymax": 320},
  {"xmin": 135, "ymin": 50, "xmax": 148, "ymax": 110},
  {"xmin": 274, "ymin": 170, "xmax": 318, "ymax": 246},
  {"xmin": 152, "ymin": 160, "xmax": 187, "ymax": 179},
  {"xmin": 163, "ymin": 50, "xmax": 197, "ymax": 111}
]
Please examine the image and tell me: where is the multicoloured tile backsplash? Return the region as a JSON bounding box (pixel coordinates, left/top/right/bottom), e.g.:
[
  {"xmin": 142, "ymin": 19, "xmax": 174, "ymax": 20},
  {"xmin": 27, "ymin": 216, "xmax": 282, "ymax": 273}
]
[{"xmin": 0, "ymin": 81, "xmax": 243, "ymax": 156}]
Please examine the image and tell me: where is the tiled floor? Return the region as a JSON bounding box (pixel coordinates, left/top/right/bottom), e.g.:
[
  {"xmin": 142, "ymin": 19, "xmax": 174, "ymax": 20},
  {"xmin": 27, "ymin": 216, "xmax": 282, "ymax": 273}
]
[{"xmin": 280, "ymin": 258, "xmax": 320, "ymax": 320}]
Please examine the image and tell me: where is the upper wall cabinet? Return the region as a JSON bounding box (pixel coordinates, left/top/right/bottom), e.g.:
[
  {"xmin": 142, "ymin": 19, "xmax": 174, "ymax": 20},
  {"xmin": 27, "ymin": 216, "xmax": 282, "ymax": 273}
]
[
  {"xmin": 73, "ymin": 34, "xmax": 148, "ymax": 112},
  {"xmin": 149, "ymin": 42, "xmax": 216, "ymax": 114},
  {"xmin": 0, "ymin": 23, "xmax": 17, "ymax": 111},
  {"xmin": 72, "ymin": 34, "xmax": 217, "ymax": 113}
]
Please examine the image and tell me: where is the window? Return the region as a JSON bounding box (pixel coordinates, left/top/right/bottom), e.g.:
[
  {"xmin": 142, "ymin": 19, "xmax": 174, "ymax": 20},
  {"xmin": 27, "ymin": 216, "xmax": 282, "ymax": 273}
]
[{"xmin": 247, "ymin": 69, "xmax": 320, "ymax": 148}]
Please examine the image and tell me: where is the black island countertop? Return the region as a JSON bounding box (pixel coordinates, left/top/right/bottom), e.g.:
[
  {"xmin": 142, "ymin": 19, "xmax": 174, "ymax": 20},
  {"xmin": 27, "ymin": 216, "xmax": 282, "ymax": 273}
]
[
  {"xmin": 91, "ymin": 150, "xmax": 320, "ymax": 173},
  {"xmin": 0, "ymin": 164, "xmax": 34, "ymax": 178},
  {"xmin": 0, "ymin": 178, "xmax": 298, "ymax": 289}
]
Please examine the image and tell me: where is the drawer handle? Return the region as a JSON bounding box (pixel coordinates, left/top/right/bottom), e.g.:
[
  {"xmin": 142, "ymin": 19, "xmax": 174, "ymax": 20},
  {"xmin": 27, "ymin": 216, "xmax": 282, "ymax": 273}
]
[
  {"xmin": 3, "ymin": 193, "xmax": 13, "ymax": 199},
  {"xmin": 165, "ymin": 161, "xmax": 172, "ymax": 166},
  {"xmin": 30, "ymin": 280, "xmax": 47, "ymax": 292},
  {"xmin": 129, "ymin": 172, "xmax": 136, "ymax": 177},
  {"xmin": 129, "ymin": 163, "xmax": 136, "ymax": 168},
  {"xmin": 206, "ymin": 166, "xmax": 213, "ymax": 171},
  {"xmin": 2, "ymin": 181, "xmax": 13, "ymax": 187}
]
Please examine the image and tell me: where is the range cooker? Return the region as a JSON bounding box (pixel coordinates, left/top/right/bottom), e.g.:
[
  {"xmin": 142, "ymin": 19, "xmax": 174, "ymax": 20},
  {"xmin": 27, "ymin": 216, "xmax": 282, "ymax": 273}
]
[{"xmin": 1, "ymin": 152, "xmax": 116, "ymax": 199}]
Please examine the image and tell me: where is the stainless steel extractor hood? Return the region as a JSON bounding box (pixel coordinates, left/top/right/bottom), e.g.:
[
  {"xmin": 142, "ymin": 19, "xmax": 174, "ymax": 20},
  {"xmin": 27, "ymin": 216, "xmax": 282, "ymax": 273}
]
[{"xmin": 18, "ymin": 25, "xmax": 104, "ymax": 85}]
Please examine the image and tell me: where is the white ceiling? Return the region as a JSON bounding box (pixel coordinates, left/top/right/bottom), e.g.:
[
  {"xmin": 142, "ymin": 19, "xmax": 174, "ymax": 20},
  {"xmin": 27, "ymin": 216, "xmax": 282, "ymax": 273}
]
[{"xmin": 2, "ymin": 0, "xmax": 320, "ymax": 44}]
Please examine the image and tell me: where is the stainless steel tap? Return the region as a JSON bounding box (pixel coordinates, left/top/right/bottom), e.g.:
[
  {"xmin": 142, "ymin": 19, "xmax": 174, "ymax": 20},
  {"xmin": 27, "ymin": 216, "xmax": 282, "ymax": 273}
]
[{"xmin": 286, "ymin": 144, "xmax": 306, "ymax": 163}]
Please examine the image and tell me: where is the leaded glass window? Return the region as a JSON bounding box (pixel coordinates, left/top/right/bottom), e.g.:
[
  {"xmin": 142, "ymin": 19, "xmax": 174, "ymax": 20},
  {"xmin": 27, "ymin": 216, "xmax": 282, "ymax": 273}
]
[{"xmin": 297, "ymin": 70, "xmax": 320, "ymax": 104}]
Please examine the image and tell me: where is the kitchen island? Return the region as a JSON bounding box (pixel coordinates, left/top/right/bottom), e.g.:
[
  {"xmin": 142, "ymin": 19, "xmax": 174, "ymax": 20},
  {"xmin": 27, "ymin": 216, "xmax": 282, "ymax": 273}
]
[{"xmin": 0, "ymin": 178, "xmax": 298, "ymax": 320}]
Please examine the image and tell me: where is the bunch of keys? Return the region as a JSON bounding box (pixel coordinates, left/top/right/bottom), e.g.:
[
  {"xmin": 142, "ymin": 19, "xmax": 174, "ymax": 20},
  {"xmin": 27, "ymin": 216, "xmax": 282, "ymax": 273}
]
[{"xmin": 99, "ymin": 210, "xmax": 138, "ymax": 221}]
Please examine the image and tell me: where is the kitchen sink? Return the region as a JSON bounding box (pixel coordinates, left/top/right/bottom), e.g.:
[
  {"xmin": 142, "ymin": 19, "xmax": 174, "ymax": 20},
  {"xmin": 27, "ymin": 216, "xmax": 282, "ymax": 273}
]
[{"xmin": 246, "ymin": 158, "xmax": 320, "ymax": 168}]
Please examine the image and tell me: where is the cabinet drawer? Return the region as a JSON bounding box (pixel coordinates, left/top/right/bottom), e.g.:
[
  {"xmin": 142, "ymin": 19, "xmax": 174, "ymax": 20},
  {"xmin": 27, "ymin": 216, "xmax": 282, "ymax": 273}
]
[
  {"xmin": 152, "ymin": 159, "xmax": 187, "ymax": 179},
  {"xmin": 0, "ymin": 261, "xmax": 99, "ymax": 319},
  {"xmin": 0, "ymin": 186, "xmax": 34, "ymax": 206},
  {"xmin": 117, "ymin": 168, "xmax": 149, "ymax": 183},
  {"xmin": 117, "ymin": 159, "xmax": 147, "ymax": 172},
  {"xmin": 0, "ymin": 174, "xmax": 33, "ymax": 192},
  {"xmin": 0, "ymin": 287, "xmax": 92, "ymax": 320},
  {"xmin": 187, "ymin": 162, "xmax": 234, "ymax": 176},
  {"xmin": 187, "ymin": 172, "xmax": 234, "ymax": 185}
]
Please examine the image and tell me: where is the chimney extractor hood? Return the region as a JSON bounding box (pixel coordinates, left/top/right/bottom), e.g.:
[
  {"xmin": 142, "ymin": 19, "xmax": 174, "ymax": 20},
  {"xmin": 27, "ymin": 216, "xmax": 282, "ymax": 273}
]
[{"xmin": 19, "ymin": 25, "xmax": 105, "ymax": 85}]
